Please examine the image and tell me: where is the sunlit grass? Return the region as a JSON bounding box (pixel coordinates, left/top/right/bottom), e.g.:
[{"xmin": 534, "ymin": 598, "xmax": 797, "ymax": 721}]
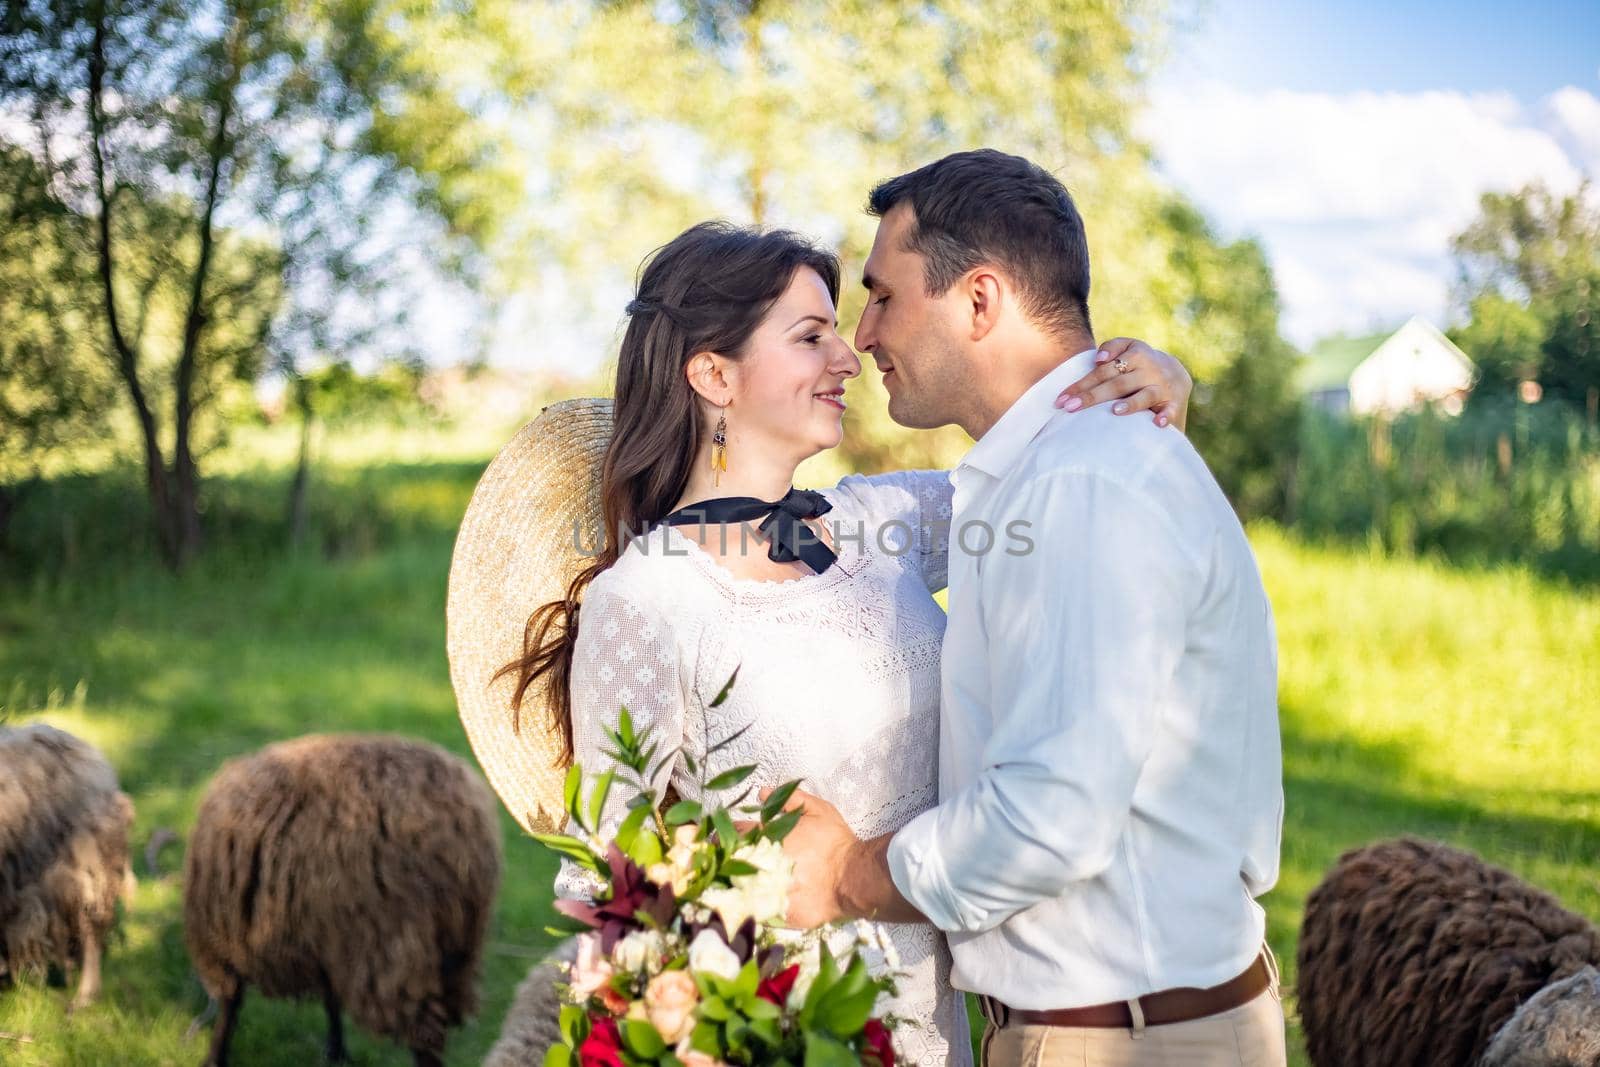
[{"xmin": 1, "ymin": 453, "xmax": 1595, "ymax": 1066}]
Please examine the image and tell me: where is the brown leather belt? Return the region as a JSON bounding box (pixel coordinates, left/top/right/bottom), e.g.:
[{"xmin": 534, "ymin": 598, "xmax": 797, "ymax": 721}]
[{"xmin": 994, "ymin": 954, "xmax": 1271, "ymax": 1029}]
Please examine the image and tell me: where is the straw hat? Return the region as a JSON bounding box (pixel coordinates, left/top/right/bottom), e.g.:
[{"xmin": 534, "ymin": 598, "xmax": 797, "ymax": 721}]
[{"xmin": 446, "ymin": 397, "xmax": 613, "ymax": 834}]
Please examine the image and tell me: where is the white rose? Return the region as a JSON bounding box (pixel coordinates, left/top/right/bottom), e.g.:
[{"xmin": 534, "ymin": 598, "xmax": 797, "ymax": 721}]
[
  {"xmin": 742, "ymin": 879, "xmax": 788, "ymax": 927},
  {"xmin": 738, "ymin": 837, "xmax": 790, "ymax": 877},
  {"xmin": 613, "ymin": 929, "xmax": 667, "ymax": 975},
  {"xmin": 698, "ymin": 885, "xmax": 752, "ymax": 934},
  {"xmin": 698, "ymin": 838, "xmax": 794, "ymax": 931},
  {"xmin": 687, "ymin": 928, "xmax": 742, "ymax": 982}
]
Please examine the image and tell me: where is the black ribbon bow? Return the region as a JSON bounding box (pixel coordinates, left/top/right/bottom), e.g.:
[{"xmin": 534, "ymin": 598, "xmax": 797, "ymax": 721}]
[{"xmin": 658, "ymin": 487, "xmax": 838, "ymax": 574}]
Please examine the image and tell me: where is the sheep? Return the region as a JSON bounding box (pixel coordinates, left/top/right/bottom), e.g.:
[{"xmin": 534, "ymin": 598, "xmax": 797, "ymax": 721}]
[
  {"xmin": 1296, "ymin": 836, "xmax": 1600, "ymax": 1067},
  {"xmin": 183, "ymin": 734, "xmax": 502, "ymax": 1067},
  {"xmin": 1479, "ymin": 966, "xmax": 1600, "ymax": 1067},
  {"xmin": 482, "ymin": 938, "xmax": 577, "ymax": 1067},
  {"xmin": 0, "ymin": 722, "xmax": 135, "ymax": 1011}
]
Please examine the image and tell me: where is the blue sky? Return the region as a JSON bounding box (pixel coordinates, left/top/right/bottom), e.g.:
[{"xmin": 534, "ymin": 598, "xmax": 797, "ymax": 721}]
[
  {"xmin": 1143, "ymin": 1, "xmax": 1599, "ymax": 346},
  {"xmin": 1159, "ymin": 0, "xmax": 1598, "ymax": 102}
]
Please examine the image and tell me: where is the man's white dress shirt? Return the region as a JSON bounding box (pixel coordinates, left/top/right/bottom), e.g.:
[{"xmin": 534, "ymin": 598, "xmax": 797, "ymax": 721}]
[{"xmin": 887, "ymin": 349, "xmax": 1283, "ymax": 1010}]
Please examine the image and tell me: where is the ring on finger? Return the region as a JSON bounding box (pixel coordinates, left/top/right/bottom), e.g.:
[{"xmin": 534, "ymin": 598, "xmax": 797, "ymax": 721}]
[{"xmin": 1113, "ymin": 356, "xmax": 1133, "ymax": 375}]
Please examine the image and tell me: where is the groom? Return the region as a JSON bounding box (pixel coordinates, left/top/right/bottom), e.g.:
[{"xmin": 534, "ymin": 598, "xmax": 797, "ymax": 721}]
[{"xmin": 776, "ymin": 149, "xmax": 1287, "ymax": 1066}]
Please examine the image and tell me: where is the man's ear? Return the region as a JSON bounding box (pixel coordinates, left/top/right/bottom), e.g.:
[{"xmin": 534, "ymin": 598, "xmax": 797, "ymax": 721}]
[
  {"xmin": 967, "ymin": 268, "xmax": 1004, "ymax": 343},
  {"xmin": 685, "ymin": 350, "xmax": 735, "ymax": 407}
]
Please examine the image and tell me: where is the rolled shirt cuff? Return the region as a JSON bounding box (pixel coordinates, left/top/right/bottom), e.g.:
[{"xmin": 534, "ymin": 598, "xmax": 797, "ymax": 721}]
[{"xmin": 886, "ymin": 806, "xmax": 991, "ymax": 933}]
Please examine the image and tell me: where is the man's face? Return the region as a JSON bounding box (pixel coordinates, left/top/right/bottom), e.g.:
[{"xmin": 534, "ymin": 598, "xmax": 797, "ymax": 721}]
[{"xmin": 854, "ymin": 203, "xmax": 969, "ymax": 430}]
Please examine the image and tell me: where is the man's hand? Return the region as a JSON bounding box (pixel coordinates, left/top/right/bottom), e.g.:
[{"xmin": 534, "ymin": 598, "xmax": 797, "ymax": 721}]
[{"xmin": 766, "ymin": 787, "xmax": 860, "ymax": 929}]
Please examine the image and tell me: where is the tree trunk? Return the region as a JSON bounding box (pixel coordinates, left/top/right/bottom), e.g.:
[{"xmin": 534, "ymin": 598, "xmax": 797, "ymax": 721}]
[
  {"xmin": 287, "ymin": 375, "xmax": 314, "ymax": 550},
  {"xmin": 168, "ymin": 13, "xmax": 245, "ymax": 570},
  {"xmin": 88, "ymin": 5, "xmax": 181, "ymax": 568}
]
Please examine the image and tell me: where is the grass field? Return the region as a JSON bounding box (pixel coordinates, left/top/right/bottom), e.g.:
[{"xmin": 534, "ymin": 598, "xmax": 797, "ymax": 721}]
[{"xmin": 1, "ymin": 435, "xmax": 1596, "ymax": 1066}]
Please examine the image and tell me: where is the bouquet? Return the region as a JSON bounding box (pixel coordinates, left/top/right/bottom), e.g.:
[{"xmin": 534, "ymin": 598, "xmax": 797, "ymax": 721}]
[{"xmin": 533, "ymin": 674, "xmax": 901, "ymax": 1067}]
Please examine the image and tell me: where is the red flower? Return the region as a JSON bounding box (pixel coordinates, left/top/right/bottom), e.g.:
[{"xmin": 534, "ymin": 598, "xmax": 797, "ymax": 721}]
[
  {"xmin": 579, "ymin": 1015, "xmax": 624, "ymax": 1067},
  {"xmin": 862, "ymin": 1018, "xmax": 895, "ymax": 1067},
  {"xmin": 757, "ymin": 964, "xmax": 800, "ymax": 1006}
]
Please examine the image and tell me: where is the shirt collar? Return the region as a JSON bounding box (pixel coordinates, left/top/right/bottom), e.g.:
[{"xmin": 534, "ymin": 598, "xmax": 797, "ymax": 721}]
[{"xmin": 957, "ymin": 348, "xmax": 1099, "ymax": 480}]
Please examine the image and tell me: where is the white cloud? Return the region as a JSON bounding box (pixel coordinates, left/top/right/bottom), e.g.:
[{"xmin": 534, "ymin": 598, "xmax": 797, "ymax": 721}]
[{"xmin": 1140, "ymin": 82, "xmax": 1599, "ymax": 346}]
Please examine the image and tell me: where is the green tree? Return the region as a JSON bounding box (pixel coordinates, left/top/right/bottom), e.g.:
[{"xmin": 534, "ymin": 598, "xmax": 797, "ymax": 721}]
[
  {"xmin": 1451, "ymin": 182, "xmax": 1600, "ymax": 416},
  {"xmin": 0, "ymin": 143, "xmax": 116, "ymax": 541},
  {"xmin": 0, "ymin": 0, "xmax": 502, "ymax": 567},
  {"xmin": 442, "ymin": 0, "xmax": 1299, "ymax": 514},
  {"xmin": 1141, "ymin": 198, "xmax": 1301, "ymax": 519}
]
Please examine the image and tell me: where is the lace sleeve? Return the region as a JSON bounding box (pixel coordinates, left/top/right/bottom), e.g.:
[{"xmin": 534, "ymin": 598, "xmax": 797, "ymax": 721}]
[
  {"xmin": 830, "ymin": 470, "xmax": 954, "ymax": 594},
  {"xmin": 554, "ymin": 575, "xmax": 688, "ymax": 900}
]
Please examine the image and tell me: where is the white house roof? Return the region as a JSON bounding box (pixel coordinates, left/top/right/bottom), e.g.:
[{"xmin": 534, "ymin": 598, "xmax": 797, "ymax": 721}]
[{"xmin": 1347, "ymin": 316, "xmax": 1476, "ymax": 415}]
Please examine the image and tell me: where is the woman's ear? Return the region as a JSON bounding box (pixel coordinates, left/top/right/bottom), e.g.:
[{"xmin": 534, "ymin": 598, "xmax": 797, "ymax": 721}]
[{"xmin": 685, "ymin": 350, "xmax": 734, "ymax": 407}]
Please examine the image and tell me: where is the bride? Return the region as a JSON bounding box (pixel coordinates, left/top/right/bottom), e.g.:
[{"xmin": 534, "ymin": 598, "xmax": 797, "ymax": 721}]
[{"xmin": 501, "ymin": 220, "xmax": 1192, "ymax": 1066}]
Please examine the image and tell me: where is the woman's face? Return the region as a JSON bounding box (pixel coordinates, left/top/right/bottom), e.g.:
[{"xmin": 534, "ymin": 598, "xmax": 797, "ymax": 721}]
[{"xmin": 727, "ymin": 266, "xmax": 861, "ymax": 460}]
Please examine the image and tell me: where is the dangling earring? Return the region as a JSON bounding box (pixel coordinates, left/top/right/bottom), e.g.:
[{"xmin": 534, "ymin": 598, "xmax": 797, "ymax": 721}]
[{"xmin": 711, "ymin": 409, "xmax": 728, "ymax": 487}]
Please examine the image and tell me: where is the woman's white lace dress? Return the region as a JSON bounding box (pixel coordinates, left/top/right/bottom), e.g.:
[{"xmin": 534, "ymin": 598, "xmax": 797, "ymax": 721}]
[{"xmin": 556, "ymin": 470, "xmax": 970, "ymax": 1067}]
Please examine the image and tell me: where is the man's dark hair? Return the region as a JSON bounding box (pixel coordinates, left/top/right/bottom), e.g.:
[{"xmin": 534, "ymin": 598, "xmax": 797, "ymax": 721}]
[{"xmin": 867, "ymin": 149, "xmax": 1091, "ymax": 337}]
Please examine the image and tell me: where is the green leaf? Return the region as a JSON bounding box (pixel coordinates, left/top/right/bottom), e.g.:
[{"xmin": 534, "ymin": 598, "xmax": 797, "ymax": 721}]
[
  {"xmin": 802, "ymin": 1032, "xmax": 859, "ymax": 1067},
  {"xmin": 711, "ymin": 808, "xmax": 738, "ymax": 851},
  {"xmin": 563, "ymin": 765, "xmax": 584, "ymax": 828},
  {"xmin": 664, "ymin": 800, "xmax": 704, "ymax": 826},
  {"xmin": 530, "ymin": 832, "xmax": 608, "ymax": 875},
  {"xmin": 689, "ymin": 1021, "xmax": 722, "ymax": 1056},
  {"xmin": 698, "ymin": 994, "xmax": 732, "ymax": 1021},
  {"xmin": 763, "ymin": 807, "xmax": 803, "ymax": 843},
  {"xmin": 619, "ymin": 707, "xmax": 637, "ymax": 748},
  {"xmin": 734, "ymin": 959, "xmax": 760, "ymax": 999},
  {"xmin": 615, "ymin": 804, "xmax": 652, "ymax": 854},
  {"xmin": 560, "ymin": 1004, "xmax": 589, "ymax": 1047},
  {"xmin": 718, "ymin": 859, "xmax": 758, "ymax": 878},
  {"xmin": 682, "ymin": 751, "xmax": 699, "ymax": 776},
  {"xmin": 650, "ymin": 744, "xmax": 683, "ymax": 783},
  {"xmin": 638, "ymin": 740, "xmax": 661, "ymax": 776},
  {"xmin": 587, "ymin": 769, "xmax": 616, "ymax": 832},
  {"xmin": 801, "ymin": 943, "xmax": 840, "ymax": 1023},
  {"xmin": 761, "ymin": 780, "xmax": 802, "ymax": 820},
  {"xmin": 627, "ymin": 827, "xmax": 664, "ymax": 868},
  {"xmin": 704, "ymin": 763, "xmax": 758, "ymax": 792},
  {"xmin": 622, "ymin": 1019, "xmax": 667, "ymax": 1059},
  {"xmin": 745, "ymin": 997, "xmax": 780, "ymax": 1021},
  {"xmin": 544, "ymin": 1044, "xmax": 573, "ymax": 1067},
  {"xmin": 816, "ymin": 986, "xmax": 876, "ymax": 1038},
  {"xmin": 746, "ymin": 1015, "xmax": 782, "ymax": 1047},
  {"xmin": 709, "ymin": 667, "xmax": 740, "ymax": 708}
]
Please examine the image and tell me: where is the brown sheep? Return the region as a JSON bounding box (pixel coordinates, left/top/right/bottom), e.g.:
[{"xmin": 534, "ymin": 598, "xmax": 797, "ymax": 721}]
[
  {"xmin": 183, "ymin": 734, "xmax": 502, "ymax": 1067},
  {"xmin": 0, "ymin": 722, "xmax": 135, "ymax": 1011},
  {"xmin": 1296, "ymin": 836, "xmax": 1600, "ymax": 1067}
]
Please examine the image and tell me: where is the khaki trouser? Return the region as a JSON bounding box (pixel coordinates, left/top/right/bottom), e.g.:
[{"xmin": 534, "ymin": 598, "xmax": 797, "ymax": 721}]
[{"xmin": 978, "ymin": 950, "xmax": 1288, "ymax": 1067}]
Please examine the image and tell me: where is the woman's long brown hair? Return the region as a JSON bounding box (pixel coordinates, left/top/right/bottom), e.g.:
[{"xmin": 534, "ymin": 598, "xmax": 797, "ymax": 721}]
[{"xmin": 494, "ymin": 221, "xmax": 842, "ymax": 765}]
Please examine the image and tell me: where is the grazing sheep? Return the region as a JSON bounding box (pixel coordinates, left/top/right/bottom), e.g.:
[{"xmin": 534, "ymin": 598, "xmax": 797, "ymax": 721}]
[
  {"xmin": 1297, "ymin": 836, "xmax": 1600, "ymax": 1067},
  {"xmin": 1478, "ymin": 966, "xmax": 1600, "ymax": 1067},
  {"xmin": 184, "ymin": 734, "xmax": 502, "ymax": 1067},
  {"xmin": 0, "ymin": 722, "xmax": 135, "ymax": 1011},
  {"xmin": 482, "ymin": 938, "xmax": 576, "ymax": 1067}
]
